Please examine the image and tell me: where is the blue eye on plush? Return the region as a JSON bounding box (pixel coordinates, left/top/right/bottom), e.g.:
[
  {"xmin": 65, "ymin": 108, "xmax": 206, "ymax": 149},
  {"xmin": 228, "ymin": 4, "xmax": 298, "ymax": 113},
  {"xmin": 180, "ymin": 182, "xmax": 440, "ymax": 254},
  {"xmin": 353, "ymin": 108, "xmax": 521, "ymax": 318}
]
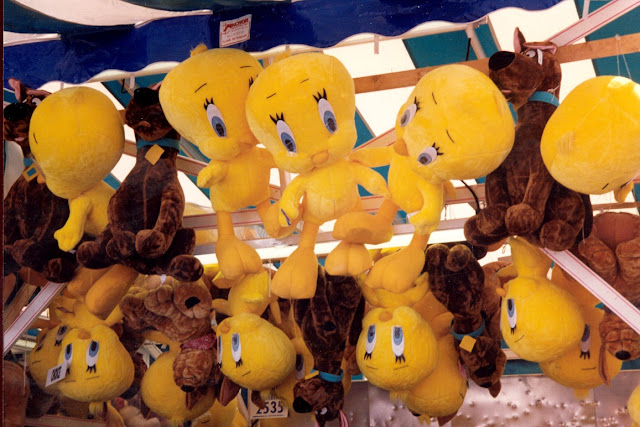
[
  {"xmin": 579, "ymin": 324, "xmax": 591, "ymax": 359},
  {"xmin": 231, "ymin": 333, "xmax": 242, "ymax": 366},
  {"xmin": 317, "ymin": 98, "xmax": 337, "ymax": 134},
  {"xmin": 204, "ymin": 100, "xmax": 227, "ymax": 137},
  {"xmin": 274, "ymin": 119, "xmax": 296, "ymax": 153},
  {"xmin": 86, "ymin": 341, "xmax": 99, "ymax": 372},
  {"xmin": 364, "ymin": 324, "xmax": 376, "ymax": 359},
  {"xmin": 507, "ymin": 298, "xmax": 517, "ymax": 332},
  {"xmin": 391, "ymin": 326, "xmax": 405, "ymax": 362},
  {"xmin": 64, "ymin": 343, "xmax": 72, "ymax": 361}
]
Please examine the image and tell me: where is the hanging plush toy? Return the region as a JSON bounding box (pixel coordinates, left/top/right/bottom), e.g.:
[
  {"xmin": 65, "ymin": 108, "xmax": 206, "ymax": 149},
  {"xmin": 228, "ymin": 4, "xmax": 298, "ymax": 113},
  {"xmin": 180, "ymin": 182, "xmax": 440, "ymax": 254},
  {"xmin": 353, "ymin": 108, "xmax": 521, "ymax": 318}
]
[
  {"xmin": 3, "ymin": 361, "xmax": 31, "ymax": 426},
  {"xmin": 540, "ymin": 75, "xmax": 640, "ymax": 198},
  {"xmin": 3, "ymin": 79, "xmax": 79, "ymax": 283},
  {"xmin": 57, "ymin": 324, "xmax": 134, "ymax": 420},
  {"xmin": 629, "ymin": 384, "xmax": 640, "ymax": 427},
  {"xmin": 464, "ymin": 28, "xmax": 591, "ymax": 252},
  {"xmin": 77, "ymin": 84, "xmax": 203, "ymax": 282},
  {"xmin": 291, "ymin": 267, "xmax": 364, "ymax": 426},
  {"xmin": 356, "ymin": 305, "xmax": 438, "ymax": 391},
  {"xmin": 246, "ymin": 52, "xmax": 390, "ymax": 299},
  {"xmin": 539, "ymin": 305, "xmax": 622, "ymax": 399},
  {"xmin": 426, "ymin": 243, "xmax": 506, "ymax": 397},
  {"xmin": 119, "ymin": 275, "xmax": 217, "ymax": 392},
  {"xmin": 337, "ymin": 64, "xmax": 515, "ymax": 294},
  {"xmin": 160, "ymin": 46, "xmax": 296, "ymax": 282},
  {"xmin": 499, "ymin": 236, "xmax": 584, "ymax": 362},
  {"xmin": 216, "ymin": 311, "xmax": 296, "ymax": 391},
  {"xmin": 577, "ymin": 211, "xmax": 640, "ymax": 361},
  {"xmin": 141, "ymin": 348, "xmax": 216, "ymax": 427},
  {"xmin": 211, "ymin": 269, "xmax": 278, "ymax": 317}
]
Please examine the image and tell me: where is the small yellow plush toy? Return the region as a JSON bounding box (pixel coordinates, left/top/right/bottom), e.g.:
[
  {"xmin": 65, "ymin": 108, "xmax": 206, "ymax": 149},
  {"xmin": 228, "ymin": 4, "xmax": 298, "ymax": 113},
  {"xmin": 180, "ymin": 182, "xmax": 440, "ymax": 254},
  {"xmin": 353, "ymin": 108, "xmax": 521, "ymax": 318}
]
[
  {"xmin": 500, "ymin": 236, "xmax": 584, "ymax": 362},
  {"xmin": 338, "ymin": 64, "xmax": 515, "ymax": 294},
  {"xmin": 217, "ymin": 312, "xmax": 296, "ymax": 391},
  {"xmin": 628, "ymin": 384, "xmax": 640, "ymax": 427},
  {"xmin": 356, "ymin": 305, "xmax": 438, "ymax": 391},
  {"xmin": 246, "ymin": 52, "xmax": 390, "ymax": 299},
  {"xmin": 160, "ymin": 46, "xmax": 294, "ymax": 281},
  {"xmin": 141, "ymin": 348, "xmax": 215, "ymax": 427},
  {"xmin": 539, "ymin": 305, "xmax": 622, "ymax": 399},
  {"xmin": 57, "ymin": 324, "xmax": 134, "ymax": 418},
  {"xmin": 541, "ymin": 76, "xmax": 640, "ymax": 198}
]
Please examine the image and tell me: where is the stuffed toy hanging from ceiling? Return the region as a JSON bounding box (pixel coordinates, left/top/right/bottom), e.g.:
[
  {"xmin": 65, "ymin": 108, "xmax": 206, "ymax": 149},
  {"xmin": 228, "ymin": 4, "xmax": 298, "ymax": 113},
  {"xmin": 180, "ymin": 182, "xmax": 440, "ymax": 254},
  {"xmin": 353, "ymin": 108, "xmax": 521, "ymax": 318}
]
[
  {"xmin": 291, "ymin": 266, "xmax": 364, "ymax": 426},
  {"xmin": 76, "ymin": 83, "xmax": 203, "ymax": 282},
  {"xmin": 3, "ymin": 79, "xmax": 80, "ymax": 283},
  {"xmin": 246, "ymin": 52, "xmax": 391, "ymax": 299},
  {"xmin": 577, "ymin": 211, "xmax": 640, "ymax": 361},
  {"xmin": 335, "ymin": 64, "xmax": 515, "ymax": 294},
  {"xmin": 540, "ymin": 75, "xmax": 640, "ymax": 199},
  {"xmin": 28, "ymin": 86, "xmax": 139, "ymax": 318},
  {"xmin": 464, "ymin": 27, "xmax": 591, "ymax": 252},
  {"xmin": 159, "ymin": 46, "xmax": 298, "ymax": 283}
]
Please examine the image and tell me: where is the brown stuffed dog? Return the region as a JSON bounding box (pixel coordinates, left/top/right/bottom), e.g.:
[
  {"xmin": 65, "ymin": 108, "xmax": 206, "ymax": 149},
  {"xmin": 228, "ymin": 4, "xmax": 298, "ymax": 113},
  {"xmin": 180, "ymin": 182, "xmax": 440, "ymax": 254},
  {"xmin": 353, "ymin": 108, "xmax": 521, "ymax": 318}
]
[
  {"xmin": 578, "ymin": 211, "xmax": 640, "ymax": 360},
  {"xmin": 292, "ymin": 266, "xmax": 363, "ymax": 426},
  {"xmin": 119, "ymin": 275, "xmax": 216, "ymax": 395},
  {"xmin": 3, "ymin": 79, "xmax": 81, "ymax": 283},
  {"xmin": 77, "ymin": 84, "xmax": 203, "ymax": 282},
  {"xmin": 464, "ymin": 28, "xmax": 590, "ymax": 252},
  {"xmin": 426, "ymin": 244, "xmax": 506, "ymax": 397},
  {"xmin": 3, "ymin": 360, "xmax": 31, "ymax": 426}
]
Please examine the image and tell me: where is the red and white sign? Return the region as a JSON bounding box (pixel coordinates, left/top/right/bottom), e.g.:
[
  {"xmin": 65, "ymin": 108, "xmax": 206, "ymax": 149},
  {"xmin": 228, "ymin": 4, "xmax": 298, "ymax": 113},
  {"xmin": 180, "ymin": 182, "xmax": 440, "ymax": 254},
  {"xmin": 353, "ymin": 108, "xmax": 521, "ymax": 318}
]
[{"xmin": 219, "ymin": 14, "xmax": 252, "ymax": 47}]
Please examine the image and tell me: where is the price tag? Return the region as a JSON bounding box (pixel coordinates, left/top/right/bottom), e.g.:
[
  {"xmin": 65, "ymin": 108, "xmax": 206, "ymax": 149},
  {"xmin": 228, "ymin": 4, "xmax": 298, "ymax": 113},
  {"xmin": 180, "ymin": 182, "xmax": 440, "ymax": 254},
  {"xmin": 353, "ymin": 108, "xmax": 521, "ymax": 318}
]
[
  {"xmin": 249, "ymin": 398, "xmax": 288, "ymax": 419},
  {"xmin": 45, "ymin": 361, "xmax": 67, "ymax": 387}
]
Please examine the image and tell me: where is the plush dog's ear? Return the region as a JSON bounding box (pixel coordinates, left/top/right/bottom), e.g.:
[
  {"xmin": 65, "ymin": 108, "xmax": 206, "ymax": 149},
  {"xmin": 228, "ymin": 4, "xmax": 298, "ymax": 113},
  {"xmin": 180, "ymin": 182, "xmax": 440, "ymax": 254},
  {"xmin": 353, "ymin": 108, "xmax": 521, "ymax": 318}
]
[
  {"xmin": 219, "ymin": 376, "xmax": 241, "ymax": 406},
  {"xmin": 513, "ymin": 27, "xmax": 526, "ymax": 53}
]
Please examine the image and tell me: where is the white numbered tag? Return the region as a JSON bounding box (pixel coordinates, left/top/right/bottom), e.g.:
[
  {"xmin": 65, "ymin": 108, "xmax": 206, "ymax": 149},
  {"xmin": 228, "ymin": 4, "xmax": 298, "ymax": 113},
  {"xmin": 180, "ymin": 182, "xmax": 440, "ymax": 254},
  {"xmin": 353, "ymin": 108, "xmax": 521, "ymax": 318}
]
[
  {"xmin": 45, "ymin": 361, "xmax": 67, "ymax": 387},
  {"xmin": 249, "ymin": 398, "xmax": 288, "ymax": 419}
]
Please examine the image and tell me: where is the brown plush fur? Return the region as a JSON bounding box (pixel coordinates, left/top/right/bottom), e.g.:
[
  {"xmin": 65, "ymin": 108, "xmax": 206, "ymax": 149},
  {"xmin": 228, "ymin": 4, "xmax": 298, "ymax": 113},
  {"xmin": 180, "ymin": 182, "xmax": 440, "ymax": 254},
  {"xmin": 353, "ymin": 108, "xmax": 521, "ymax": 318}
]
[
  {"xmin": 120, "ymin": 276, "xmax": 216, "ymax": 391},
  {"xmin": 464, "ymin": 28, "xmax": 590, "ymax": 252},
  {"xmin": 3, "ymin": 361, "xmax": 31, "ymax": 426},
  {"xmin": 3, "ymin": 79, "xmax": 80, "ymax": 283},
  {"xmin": 426, "ymin": 244, "xmax": 506, "ymax": 397},
  {"xmin": 77, "ymin": 85, "xmax": 203, "ymax": 282},
  {"xmin": 292, "ymin": 267, "xmax": 363, "ymax": 426},
  {"xmin": 578, "ymin": 212, "xmax": 640, "ymax": 360}
]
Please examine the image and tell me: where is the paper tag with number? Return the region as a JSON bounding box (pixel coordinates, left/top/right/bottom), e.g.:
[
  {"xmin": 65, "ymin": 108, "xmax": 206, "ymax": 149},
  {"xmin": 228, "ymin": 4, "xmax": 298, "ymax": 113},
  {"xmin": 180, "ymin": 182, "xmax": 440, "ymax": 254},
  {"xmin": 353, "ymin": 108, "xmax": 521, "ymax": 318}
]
[
  {"xmin": 249, "ymin": 398, "xmax": 288, "ymax": 419},
  {"xmin": 45, "ymin": 361, "xmax": 67, "ymax": 387}
]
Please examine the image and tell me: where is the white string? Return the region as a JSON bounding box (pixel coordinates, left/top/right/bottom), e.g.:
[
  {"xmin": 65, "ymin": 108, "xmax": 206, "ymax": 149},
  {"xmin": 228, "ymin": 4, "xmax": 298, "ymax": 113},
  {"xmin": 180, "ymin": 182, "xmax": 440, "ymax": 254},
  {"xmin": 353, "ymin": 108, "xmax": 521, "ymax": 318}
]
[{"xmin": 615, "ymin": 34, "xmax": 632, "ymax": 79}]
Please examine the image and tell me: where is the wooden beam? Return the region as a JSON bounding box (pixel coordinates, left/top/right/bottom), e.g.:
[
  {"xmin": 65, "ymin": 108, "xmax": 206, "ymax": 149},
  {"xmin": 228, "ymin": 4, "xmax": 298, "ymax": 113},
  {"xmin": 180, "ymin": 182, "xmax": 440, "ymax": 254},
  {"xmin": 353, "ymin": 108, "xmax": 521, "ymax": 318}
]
[{"xmin": 353, "ymin": 33, "xmax": 640, "ymax": 94}]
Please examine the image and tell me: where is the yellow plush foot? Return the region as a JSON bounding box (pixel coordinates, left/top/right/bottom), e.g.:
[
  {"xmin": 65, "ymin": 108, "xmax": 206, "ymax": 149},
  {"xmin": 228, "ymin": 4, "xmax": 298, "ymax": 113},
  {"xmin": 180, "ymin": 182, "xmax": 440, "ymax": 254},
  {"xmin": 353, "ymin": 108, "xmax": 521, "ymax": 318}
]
[
  {"xmin": 332, "ymin": 212, "xmax": 394, "ymax": 244},
  {"xmin": 260, "ymin": 201, "xmax": 300, "ymax": 239},
  {"xmin": 216, "ymin": 235, "xmax": 263, "ymax": 280},
  {"xmin": 271, "ymin": 248, "xmax": 318, "ymax": 299},
  {"xmin": 365, "ymin": 246, "xmax": 426, "ymax": 293},
  {"xmin": 325, "ymin": 241, "xmax": 372, "ymax": 276}
]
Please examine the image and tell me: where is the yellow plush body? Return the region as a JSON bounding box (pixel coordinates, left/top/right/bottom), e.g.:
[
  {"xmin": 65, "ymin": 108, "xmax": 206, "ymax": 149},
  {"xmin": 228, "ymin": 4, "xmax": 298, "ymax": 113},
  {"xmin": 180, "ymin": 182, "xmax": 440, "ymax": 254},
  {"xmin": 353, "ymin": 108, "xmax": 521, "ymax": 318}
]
[
  {"xmin": 541, "ymin": 76, "xmax": 640, "ymax": 195},
  {"xmin": 58, "ymin": 325, "xmax": 134, "ymax": 416},
  {"xmin": 192, "ymin": 398, "xmax": 246, "ymax": 427},
  {"xmin": 344, "ymin": 64, "xmax": 514, "ymax": 294},
  {"xmin": 550, "ymin": 265, "xmax": 600, "ymax": 309},
  {"xmin": 540, "ymin": 306, "xmax": 621, "ymax": 399},
  {"xmin": 160, "ymin": 47, "xmax": 286, "ymax": 281},
  {"xmin": 28, "ymin": 324, "xmax": 71, "ymax": 393},
  {"xmin": 500, "ymin": 237, "xmax": 584, "ymax": 362},
  {"xmin": 212, "ymin": 269, "xmax": 278, "ymax": 317},
  {"xmin": 246, "ymin": 52, "xmax": 390, "ymax": 299},
  {"xmin": 141, "ymin": 349, "xmax": 215, "ymax": 426},
  {"xmin": 217, "ymin": 312, "xmax": 295, "ymax": 390},
  {"xmin": 356, "ymin": 306, "xmax": 438, "ymax": 391},
  {"xmin": 28, "ymin": 87, "xmax": 124, "ymax": 251},
  {"xmin": 54, "ymin": 297, "xmax": 124, "ymax": 330},
  {"xmin": 629, "ymin": 384, "xmax": 640, "ymax": 427}
]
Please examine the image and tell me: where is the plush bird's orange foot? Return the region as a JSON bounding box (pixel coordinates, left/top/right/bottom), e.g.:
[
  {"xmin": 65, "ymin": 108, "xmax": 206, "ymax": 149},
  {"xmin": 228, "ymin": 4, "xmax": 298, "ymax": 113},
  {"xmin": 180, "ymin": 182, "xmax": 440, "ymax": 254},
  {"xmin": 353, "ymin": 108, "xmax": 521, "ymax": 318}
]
[
  {"xmin": 216, "ymin": 235, "xmax": 263, "ymax": 281},
  {"xmin": 332, "ymin": 212, "xmax": 394, "ymax": 245},
  {"xmin": 365, "ymin": 246, "xmax": 426, "ymax": 294},
  {"xmin": 325, "ymin": 241, "xmax": 372, "ymax": 276},
  {"xmin": 271, "ymin": 247, "xmax": 318, "ymax": 299},
  {"xmin": 260, "ymin": 201, "xmax": 301, "ymax": 239}
]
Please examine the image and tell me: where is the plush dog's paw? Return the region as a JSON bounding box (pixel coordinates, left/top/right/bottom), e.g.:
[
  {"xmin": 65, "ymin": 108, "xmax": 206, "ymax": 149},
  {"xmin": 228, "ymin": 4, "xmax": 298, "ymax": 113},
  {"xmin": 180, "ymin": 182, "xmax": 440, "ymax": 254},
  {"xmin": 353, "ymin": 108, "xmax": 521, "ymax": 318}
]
[{"xmin": 136, "ymin": 229, "xmax": 169, "ymax": 259}]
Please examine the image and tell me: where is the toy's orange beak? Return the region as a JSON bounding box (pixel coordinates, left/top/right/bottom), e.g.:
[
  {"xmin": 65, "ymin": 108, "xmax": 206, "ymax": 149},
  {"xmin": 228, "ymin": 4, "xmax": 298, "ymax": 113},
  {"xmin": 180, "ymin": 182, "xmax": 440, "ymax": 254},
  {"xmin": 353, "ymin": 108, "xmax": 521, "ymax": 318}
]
[
  {"xmin": 312, "ymin": 150, "xmax": 329, "ymax": 165},
  {"xmin": 393, "ymin": 138, "xmax": 408, "ymax": 156},
  {"xmin": 219, "ymin": 323, "xmax": 231, "ymax": 334}
]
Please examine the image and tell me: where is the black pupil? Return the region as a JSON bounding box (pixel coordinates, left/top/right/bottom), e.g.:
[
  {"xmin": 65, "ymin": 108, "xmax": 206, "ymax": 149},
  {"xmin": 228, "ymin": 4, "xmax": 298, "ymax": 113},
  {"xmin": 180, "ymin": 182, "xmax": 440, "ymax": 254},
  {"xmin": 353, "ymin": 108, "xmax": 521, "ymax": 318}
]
[
  {"xmin": 66, "ymin": 346, "xmax": 71, "ymax": 355},
  {"xmin": 401, "ymin": 112, "xmax": 409, "ymax": 125},
  {"xmin": 233, "ymin": 337, "xmax": 238, "ymax": 345},
  {"xmin": 327, "ymin": 118, "xmax": 336, "ymax": 132},
  {"xmin": 582, "ymin": 325, "xmax": 590, "ymax": 341},
  {"xmin": 419, "ymin": 155, "xmax": 430, "ymax": 164},
  {"xmin": 296, "ymin": 355, "xmax": 303, "ymax": 370},
  {"xmin": 508, "ymin": 300, "xmax": 513, "ymax": 311},
  {"xmin": 285, "ymin": 139, "xmax": 294, "ymax": 150},
  {"xmin": 59, "ymin": 326, "xmax": 66, "ymax": 334},
  {"xmin": 215, "ymin": 123, "xmax": 224, "ymax": 135},
  {"xmin": 394, "ymin": 329, "xmax": 400, "ymax": 338},
  {"xmin": 90, "ymin": 342, "xmax": 97, "ymax": 351}
]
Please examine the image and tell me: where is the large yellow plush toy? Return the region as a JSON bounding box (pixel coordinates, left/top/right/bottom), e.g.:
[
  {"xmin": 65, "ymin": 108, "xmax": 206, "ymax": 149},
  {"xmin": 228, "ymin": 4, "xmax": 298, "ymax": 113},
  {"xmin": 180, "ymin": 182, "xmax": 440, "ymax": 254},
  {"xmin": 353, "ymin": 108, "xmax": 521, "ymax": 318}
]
[
  {"xmin": 539, "ymin": 305, "xmax": 622, "ymax": 399},
  {"xmin": 57, "ymin": 324, "xmax": 134, "ymax": 418},
  {"xmin": 160, "ymin": 46, "xmax": 294, "ymax": 281},
  {"xmin": 246, "ymin": 52, "xmax": 390, "ymax": 299},
  {"xmin": 217, "ymin": 312, "xmax": 296, "ymax": 391},
  {"xmin": 338, "ymin": 64, "xmax": 515, "ymax": 293},
  {"xmin": 541, "ymin": 76, "xmax": 640, "ymax": 198},
  {"xmin": 141, "ymin": 348, "xmax": 215, "ymax": 427},
  {"xmin": 211, "ymin": 269, "xmax": 279, "ymax": 317},
  {"xmin": 356, "ymin": 305, "xmax": 438, "ymax": 391},
  {"xmin": 28, "ymin": 324, "xmax": 71, "ymax": 394},
  {"xmin": 500, "ymin": 237, "xmax": 584, "ymax": 362}
]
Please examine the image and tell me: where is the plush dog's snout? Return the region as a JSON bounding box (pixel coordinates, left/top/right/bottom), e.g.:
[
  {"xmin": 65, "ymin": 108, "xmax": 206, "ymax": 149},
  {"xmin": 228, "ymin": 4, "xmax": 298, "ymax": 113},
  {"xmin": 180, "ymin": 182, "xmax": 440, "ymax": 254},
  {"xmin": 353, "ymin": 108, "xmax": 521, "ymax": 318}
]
[
  {"xmin": 489, "ymin": 51, "xmax": 516, "ymax": 71},
  {"xmin": 4, "ymin": 103, "xmax": 31, "ymax": 121},
  {"xmin": 184, "ymin": 296, "xmax": 201, "ymax": 309},
  {"xmin": 293, "ymin": 397, "xmax": 313, "ymax": 413},
  {"xmin": 133, "ymin": 87, "xmax": 159, "ymax": 106}
]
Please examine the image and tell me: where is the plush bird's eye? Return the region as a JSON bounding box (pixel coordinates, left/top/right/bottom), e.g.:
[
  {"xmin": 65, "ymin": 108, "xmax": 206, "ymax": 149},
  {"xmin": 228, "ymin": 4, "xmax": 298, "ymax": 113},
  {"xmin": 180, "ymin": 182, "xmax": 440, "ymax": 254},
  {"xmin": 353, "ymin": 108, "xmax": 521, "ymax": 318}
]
[
  {"xmin": 314, "ymin": 90, "xmax": 337, "ymax": 134},
  {"xmin": 507, "ymin": 298, "xmax": 517, "ymax": 333},
  {"xmin": 204, "ymin": 99, "xmax": 227, "ymax": 137},
  {"xmin": 399, "ymin": 98, "xmax": 420, "ymax": 127},
  {"xmin": 86, "ymin": 340, "xmax": 99, "ymax": 373},
  {"xmin": 579, "ymin": 324, "xmax": 591, "ymax": 359},
  {"xmin": 231, "ymin": 333, "xmax": 242, "ymax": 367},
  {"xmin": 295, "ymin": 354, "xmax": 305, "ymax": 379},
  {"xmin": 64, "ymin": 343, "xmax": 73, "ymax": 373},
  {"xmin": 271, "ymin": 114, "xmax": 296, "ymax": 153},
  {"xmin": 35, "ymin": 333, "xmax": 47, "ymax": 352},
  {"xmin": 217, "ymin": 335, "xmax": 223, "ymax": 367},
  {"xmin": 417, "ymin": 143, "xmax": 441, "ymax": 165},
  {"xmin": 55, "ymin": 326, "xmax": 68, "ymax": 346},
  {"xmin": 364, "ymin": 324, "xmax": 376, "ymax": 359},
  {"xmin": 391, "ymin": 326, "xmax": 406, "ymax": 364}
]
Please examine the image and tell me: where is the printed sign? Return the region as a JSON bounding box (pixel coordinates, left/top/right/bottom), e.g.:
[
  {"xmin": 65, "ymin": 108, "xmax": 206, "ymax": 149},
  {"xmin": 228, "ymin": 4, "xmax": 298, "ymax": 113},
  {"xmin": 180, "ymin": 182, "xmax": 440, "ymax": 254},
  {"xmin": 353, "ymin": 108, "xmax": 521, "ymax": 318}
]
[
  {"xmin": 249, "ymin": 398, "xmax": 288, "ymax": 419},
  {"xmin": 219, "ymin": 14, "xmax": 252, "ymax": 47},
  {"xmin": 45, "ymin": 361, "xmax": 67, "ymax": 387}
]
